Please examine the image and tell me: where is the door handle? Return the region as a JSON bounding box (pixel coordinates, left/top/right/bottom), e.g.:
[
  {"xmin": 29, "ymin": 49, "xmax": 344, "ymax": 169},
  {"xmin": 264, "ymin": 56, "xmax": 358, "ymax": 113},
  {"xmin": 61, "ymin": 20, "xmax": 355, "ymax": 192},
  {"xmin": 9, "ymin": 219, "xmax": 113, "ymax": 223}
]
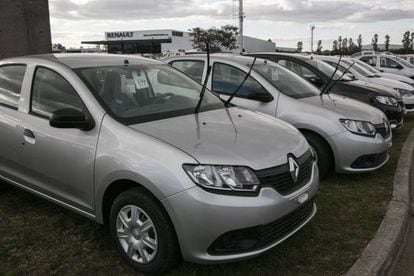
[{"xmin": 23, "ymin": 129, "xmax": 36, "ymax": 144}]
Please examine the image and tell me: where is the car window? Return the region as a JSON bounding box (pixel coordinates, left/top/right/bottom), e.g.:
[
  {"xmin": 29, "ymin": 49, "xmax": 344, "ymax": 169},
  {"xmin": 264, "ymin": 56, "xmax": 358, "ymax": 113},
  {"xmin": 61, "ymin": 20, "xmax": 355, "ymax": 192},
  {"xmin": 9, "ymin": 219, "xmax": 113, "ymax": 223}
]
[
  {"xmin": 360, "ymin": 56, "xmax": 377, "ymax": 67},
  {"xmin": 212, "ymin": 62, "xmax": 270, "ymax": 100},
  {"xmin": 253, "ymin": 60, "xmax": 320, "ymax": 99},
  {"xmin": 170, "ymin": 60, "xmax": 204, "ymax": 83},
  {"xmin": 0, "ymin": 65, "xmax": 26, "ymax": 109},
  {"xmin": 277, "ymin": 59, "xmax": 317, "ymax": 80},
  {"xmin": 380, "ymin": 57, "xmax": 401, "ymax": 69},
  {"xmin": 31, "ymin": 67, "xmax": 84, "ymax": 119}
]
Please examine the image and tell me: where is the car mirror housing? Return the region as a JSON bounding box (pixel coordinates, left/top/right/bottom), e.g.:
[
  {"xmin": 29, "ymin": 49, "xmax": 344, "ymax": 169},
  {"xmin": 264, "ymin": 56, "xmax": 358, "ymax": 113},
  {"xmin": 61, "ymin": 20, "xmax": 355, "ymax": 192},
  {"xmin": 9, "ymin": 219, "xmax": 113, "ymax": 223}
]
[
  {"xmin": 49, "ymin": 108, "xmax": 93, "ymax": 130},
  {"xmin": 248, "ymin": 93, "xmax": 274, "ymax": 103},
  {"xmin": 309, "ymin": 77, "xmax": 324, "ymax": 87}
]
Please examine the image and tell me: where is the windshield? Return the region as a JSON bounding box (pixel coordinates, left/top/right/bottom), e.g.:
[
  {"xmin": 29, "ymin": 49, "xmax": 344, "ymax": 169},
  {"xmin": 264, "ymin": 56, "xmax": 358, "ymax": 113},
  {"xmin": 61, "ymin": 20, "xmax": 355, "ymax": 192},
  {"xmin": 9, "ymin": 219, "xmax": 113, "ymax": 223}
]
[
  {"xmin": 341, "ymin": 59, "xmax": 374, "ymax": 77},
  {"xmin": 395, "ymin": 56, "xmax": 414, "ymax": 68},
  {"xmin": 353, "ymin": 59, "xmax": 380, "ymax": 74},
  {"xmin": 310, "ymin": 59, "xmax": 353, "ymax": 81},
  {"xmin": 253, "ymin": 60, "xmax": 320, "ymax": 99},
  {"xmin": 75, "ymin": 64, "xmax": 224, "ymax": 124}
]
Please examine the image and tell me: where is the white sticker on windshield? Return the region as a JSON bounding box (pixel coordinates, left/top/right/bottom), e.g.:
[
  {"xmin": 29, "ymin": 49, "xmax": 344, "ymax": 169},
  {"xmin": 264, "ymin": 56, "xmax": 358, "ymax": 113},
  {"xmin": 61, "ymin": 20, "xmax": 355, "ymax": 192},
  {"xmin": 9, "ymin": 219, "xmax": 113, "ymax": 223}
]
[{"xmin": 132, "ymin": 71, "xmax": 149, "ymax": 90}]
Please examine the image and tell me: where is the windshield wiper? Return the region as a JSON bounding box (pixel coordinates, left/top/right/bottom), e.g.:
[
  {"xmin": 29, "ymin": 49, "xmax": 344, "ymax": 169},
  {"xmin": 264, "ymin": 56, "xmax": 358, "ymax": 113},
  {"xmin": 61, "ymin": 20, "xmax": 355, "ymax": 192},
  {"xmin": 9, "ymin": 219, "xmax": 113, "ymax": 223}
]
[
  {"xmin": 325, "ymin": 61, "xmax": 355, "ymax": 93},
  {"xmin": 225, "ymin": 57, "xmax": 257, "ymax": 107},
  {"xmin": 194, "ymin": 44, "xmax": 211, "ymax": 114},
  {"xmin": 320, "ymin": 53, "xmax": 343, "ymax": 95}
]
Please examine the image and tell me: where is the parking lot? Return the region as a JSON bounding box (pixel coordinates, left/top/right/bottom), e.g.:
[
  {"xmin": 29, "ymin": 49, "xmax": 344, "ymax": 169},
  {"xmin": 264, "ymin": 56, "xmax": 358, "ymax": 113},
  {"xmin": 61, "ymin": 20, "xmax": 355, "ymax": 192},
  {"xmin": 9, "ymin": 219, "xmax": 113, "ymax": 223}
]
[{"xmin": 0, "ymin": 113, "xmax": 411, "ymax": 275}]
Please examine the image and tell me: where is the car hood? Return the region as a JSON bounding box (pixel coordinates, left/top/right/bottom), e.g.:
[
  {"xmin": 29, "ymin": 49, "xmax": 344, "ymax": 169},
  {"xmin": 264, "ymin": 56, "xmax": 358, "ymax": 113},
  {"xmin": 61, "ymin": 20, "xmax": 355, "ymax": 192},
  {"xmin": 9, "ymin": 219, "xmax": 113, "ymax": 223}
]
[
  {"xmin": 379, "ymin": 72, "xmax": 414, "ymax": 85},
  {"xmin": 300, "ymin": 94, "xmax": 386, "ymax": 124},
  {"xmin": 345, "ymin": 79, "xmax": 401, "ymax": 98},
  {"xmin": 130, "ymin": 107, "xmax": 309, "ymax": 170},
  {"xmin": 368, "ymin": 76, "xmax": 414, "ymax": 91}
]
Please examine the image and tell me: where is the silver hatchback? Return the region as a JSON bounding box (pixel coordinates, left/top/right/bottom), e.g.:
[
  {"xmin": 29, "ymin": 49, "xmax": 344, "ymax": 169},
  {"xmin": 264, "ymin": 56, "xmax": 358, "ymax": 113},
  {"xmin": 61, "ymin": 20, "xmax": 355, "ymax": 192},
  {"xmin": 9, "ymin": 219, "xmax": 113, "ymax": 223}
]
[{"xmin": 0, "ymin": 54, "xmax": 318, "ymax": 274}]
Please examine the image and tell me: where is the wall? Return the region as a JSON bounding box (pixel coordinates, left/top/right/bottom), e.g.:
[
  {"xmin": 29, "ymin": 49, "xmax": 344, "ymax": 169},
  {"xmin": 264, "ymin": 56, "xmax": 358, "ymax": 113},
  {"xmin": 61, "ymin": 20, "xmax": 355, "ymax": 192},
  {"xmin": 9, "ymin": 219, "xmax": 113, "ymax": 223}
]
[{"xmin": 0, "ymin": 0, "xmax": 52, "ymax": 59}]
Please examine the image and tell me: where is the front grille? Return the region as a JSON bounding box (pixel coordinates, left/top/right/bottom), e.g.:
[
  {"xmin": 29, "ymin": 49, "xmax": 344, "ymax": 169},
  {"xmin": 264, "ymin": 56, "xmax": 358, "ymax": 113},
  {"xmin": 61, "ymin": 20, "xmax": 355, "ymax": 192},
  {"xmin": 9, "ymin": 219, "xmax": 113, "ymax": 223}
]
[
  {"xmin": 255, "ymin": 150, "xmax": 313, "ymax": 196},
  {"xmin": 406, "ymin": 104, "xmax": 414, "ymax": 109},
  {"xmin": 208, "ymin": 199, "xmax": 315, "ymax": 255},
  {"xmin": 374, "ymin": 121, "xmax": 391, "ymax": 139}
]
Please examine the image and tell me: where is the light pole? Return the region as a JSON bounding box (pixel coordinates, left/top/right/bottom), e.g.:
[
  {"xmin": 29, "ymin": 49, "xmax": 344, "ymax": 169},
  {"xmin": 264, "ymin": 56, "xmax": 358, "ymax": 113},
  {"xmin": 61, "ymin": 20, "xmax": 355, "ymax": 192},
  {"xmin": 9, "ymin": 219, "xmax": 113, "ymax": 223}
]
[
  {"xmin": 239, "ymin": 0, "xmax": 245, "ymax": 52},
  {"xmin": 310, "ymin": 25, "xmax": 315, "ymax": 53}
]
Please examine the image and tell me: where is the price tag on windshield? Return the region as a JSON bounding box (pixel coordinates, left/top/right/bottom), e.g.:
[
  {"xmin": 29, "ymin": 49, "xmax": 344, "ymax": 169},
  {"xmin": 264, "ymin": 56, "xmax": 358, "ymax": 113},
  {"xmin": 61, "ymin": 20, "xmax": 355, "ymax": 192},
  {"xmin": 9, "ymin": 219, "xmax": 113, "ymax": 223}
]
[{"xmin": 132, "ymin": 71, "xmax": 149, "ymax": 90}]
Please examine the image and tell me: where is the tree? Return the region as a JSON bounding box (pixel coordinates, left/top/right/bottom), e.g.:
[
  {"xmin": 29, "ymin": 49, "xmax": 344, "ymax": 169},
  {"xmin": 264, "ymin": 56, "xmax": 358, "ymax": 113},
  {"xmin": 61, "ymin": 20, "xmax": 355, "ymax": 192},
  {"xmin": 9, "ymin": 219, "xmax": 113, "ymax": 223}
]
[
  {"xmin": 342, "ymin": 38, "xmax": 348, "ymax": 54},
  {"xmin": 338, "ymin": 36, "xmax": 343, "ymax": 50},
  {"xmin": 297, "ymin": 41, "xmax": 303, "ymax": 52},
  {"xmin": 317, "ymin": 40, "xmax": 322, "ymax": 53},
  {"xmin": 402, "ymin": 31, "xmax": 411, "ymax": 52},
  {"xmin": 411, "ymin": 33, "xmax": 414, "ymax": 50},
  {"xmin": 357, "ymin": 34, "xmax": 362, "ymax": 50},
  {"xmin": 332, "ymin": 40, "xmax": 339, "ymax": 54},
  {"xmin": 372, "ymin": 34, "xmax": 378, "ymax": 51},
  {"xmin": 189, "ymin": 25, "xmax": 238, "ymax": 53},
  {"xmin": 384, "ymin": 35, "xmax": 390, "ymax": 51}
]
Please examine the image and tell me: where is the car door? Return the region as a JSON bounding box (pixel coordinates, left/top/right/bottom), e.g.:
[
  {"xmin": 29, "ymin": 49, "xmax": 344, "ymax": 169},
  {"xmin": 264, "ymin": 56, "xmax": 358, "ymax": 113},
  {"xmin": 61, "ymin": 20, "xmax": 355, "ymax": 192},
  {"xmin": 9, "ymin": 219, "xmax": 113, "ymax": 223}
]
[
  {"xmin": 0, "ymin": 64, "xmax": 27, "ymax": 183},
  {"xmin": 20, "ymin": 66, "xmax": 99, "ymax": 213},
  {"xmin": 209, "ymin": 62, "xmax": 277, "ymax": 116}
]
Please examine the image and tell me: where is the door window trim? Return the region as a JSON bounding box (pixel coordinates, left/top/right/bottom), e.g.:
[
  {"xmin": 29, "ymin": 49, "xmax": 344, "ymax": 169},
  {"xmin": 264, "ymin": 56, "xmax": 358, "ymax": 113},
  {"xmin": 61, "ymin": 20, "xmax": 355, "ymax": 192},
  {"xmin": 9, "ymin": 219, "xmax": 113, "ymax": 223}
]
[
  {"xmin": 29, "ymin": 66, "xmax": 94, "ymax": 127},
  {"xmin": 0, "ymin": 63, "xmax": 27, "ymax": 110},
  {"xmin": 211, "ymin": 61, "xmax": 272, "ymax": 101},
  {"xmin": 168, "ymin": 59, "xmax": 205, "ymax": 83}
]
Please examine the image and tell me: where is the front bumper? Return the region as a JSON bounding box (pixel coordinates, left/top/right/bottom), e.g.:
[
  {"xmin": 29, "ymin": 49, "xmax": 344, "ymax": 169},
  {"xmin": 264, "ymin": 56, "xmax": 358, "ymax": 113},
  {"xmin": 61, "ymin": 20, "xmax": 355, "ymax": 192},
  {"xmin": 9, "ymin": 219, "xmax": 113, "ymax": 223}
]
[
  {"xmin": 162, "ymin": 162, "xmax": 319, "ymax": 264},
  {"xmin": 402, "ymin": 94, "xmax": 414, "ymax": 112},
  {"xmin": 377, "ymin": 104, "xmax": 405, "ymax": 129},
  {"xmin": 328, "ymin": 130, "xmax": 392, "ymax": 173}
]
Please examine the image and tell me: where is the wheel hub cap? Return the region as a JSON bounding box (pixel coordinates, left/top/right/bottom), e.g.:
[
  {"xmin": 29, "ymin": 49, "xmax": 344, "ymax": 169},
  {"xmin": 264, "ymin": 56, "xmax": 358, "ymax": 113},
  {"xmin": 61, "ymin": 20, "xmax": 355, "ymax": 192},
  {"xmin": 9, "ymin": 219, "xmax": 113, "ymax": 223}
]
[{"xmin": 116, "ymin": 205, "xmax": 158, "ymax": 264}]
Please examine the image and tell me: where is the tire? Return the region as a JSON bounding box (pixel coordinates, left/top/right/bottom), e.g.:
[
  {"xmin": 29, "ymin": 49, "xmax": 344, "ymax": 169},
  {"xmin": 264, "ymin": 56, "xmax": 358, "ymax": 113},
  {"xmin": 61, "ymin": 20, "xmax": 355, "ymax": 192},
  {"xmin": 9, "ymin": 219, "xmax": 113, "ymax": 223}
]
[
  {"xmin": 302, "ymin": 132, "xmax": 333, "ymax": 179},
  {"xmin": 109, "ymin": 188, "xmax": 180, "ymax": 274}
]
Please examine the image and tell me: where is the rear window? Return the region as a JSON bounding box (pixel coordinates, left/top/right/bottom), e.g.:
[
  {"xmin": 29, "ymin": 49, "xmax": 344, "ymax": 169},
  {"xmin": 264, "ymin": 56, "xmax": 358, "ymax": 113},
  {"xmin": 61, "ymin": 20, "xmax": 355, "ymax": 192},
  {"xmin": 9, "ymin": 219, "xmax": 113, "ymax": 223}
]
[{"xmin": 0, "ymin": 65, "xmax": 26, "ymax": 109}]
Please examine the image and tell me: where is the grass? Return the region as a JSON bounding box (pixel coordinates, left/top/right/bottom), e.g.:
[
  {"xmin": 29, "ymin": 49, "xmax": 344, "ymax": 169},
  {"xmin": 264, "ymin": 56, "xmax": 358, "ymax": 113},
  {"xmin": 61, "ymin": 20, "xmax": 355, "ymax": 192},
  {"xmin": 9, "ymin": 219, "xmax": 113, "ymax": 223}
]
[{"xmin": 0, "ymin": 113, "xmax": 413, "ymax": 275}]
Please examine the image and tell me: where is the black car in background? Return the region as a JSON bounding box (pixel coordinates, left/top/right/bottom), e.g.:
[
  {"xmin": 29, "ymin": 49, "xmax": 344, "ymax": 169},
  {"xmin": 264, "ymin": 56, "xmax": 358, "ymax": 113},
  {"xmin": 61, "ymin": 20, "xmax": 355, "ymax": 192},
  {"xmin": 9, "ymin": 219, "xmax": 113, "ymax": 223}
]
[{"xmin": 247, "ymin": 53, "xmax": 405, "ymax": 129}]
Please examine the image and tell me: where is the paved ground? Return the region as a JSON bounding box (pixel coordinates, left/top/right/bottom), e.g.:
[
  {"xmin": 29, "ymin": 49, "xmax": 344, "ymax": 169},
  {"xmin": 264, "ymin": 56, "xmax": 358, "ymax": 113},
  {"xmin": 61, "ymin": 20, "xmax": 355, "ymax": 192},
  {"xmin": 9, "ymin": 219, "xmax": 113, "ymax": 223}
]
[{"xmin": 390, "ymin": 166, "xmax": 414, "ymax": 275}]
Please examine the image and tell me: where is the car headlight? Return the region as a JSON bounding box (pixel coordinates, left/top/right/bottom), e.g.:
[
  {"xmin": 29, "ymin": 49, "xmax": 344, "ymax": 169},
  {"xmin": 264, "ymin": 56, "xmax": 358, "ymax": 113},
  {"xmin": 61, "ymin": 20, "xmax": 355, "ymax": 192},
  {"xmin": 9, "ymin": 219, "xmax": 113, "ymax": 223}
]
[
  {"xmin": 395, "ymin": 88, "xmax": 414, "ymax": 96},
  {"xmin": 183, "ymin": 164, "xmax": 260, "ymax": 193},
  {"xmin": 340, "ymin": 119, "xmax": 376, "ymax": 137},
  {"xmin": 375, "ymin": 96, "xmax": 398, "ymax": 106}
]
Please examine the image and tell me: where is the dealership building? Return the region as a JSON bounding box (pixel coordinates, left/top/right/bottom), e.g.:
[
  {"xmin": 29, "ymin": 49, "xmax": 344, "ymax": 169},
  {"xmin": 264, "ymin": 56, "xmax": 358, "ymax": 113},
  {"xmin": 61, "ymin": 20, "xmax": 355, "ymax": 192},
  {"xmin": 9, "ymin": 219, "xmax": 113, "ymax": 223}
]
[{"xmin": 82, "ymin": 29, "xmax": 275, "ymax": 54}]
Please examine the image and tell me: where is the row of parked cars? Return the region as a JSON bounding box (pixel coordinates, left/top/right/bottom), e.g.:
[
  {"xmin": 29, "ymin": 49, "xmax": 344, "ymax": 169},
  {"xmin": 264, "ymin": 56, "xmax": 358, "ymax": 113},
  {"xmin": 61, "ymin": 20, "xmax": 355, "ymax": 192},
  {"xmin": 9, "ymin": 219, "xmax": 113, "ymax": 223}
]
[{"xmin": 0, "ymin": 50, "xmax": 410, "ymax": 273}]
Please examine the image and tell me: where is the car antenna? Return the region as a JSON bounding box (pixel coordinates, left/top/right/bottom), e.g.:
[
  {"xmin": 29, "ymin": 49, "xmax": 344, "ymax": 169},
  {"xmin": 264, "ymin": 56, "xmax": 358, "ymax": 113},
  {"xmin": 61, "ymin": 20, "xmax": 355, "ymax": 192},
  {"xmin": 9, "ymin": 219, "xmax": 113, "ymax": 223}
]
[
  {"xmin": 320, "ymin": 51, "xmax": 343, "ymax": 95},
  {"xmin": 225, "ymin": 57, "xmax": 257, "ymax": 107},
  {"xmin": 195, "ymin": 43, "xmax": 211, "ymax": 114}
]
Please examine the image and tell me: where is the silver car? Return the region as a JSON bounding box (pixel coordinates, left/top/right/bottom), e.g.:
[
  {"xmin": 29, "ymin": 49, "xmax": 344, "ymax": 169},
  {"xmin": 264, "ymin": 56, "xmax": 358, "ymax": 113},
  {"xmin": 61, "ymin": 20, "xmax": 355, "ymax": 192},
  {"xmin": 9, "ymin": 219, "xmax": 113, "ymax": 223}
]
[
  {"xmin": 0, "ymin": 54, "xmax": 318, "ymax": 274},
  {"xmin": 165, "ymin": 54, "xmax": 392, "ymax": 178}
]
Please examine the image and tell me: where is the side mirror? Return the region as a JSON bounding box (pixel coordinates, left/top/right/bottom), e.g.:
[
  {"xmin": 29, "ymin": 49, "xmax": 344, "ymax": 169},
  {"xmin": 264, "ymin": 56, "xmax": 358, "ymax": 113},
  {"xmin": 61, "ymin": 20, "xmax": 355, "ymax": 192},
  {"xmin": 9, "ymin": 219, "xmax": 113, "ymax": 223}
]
[
  {"xmin": 309, "ymin": 77, "xmax": 324, "ymax": 87},
  {"xmin": 397, "ymin": 64, "xmax": 403, "ymax": 70},
  {"xmin": 50, "ymin": 108, "xmax": 93, "ymax": 130},
  {"xmin": 157, "ymin": 70, "xmax": 172, "ymax": 85},
  {"xmin": 248, "ymin": 93, "xmax": 274, "ymax": 103}
]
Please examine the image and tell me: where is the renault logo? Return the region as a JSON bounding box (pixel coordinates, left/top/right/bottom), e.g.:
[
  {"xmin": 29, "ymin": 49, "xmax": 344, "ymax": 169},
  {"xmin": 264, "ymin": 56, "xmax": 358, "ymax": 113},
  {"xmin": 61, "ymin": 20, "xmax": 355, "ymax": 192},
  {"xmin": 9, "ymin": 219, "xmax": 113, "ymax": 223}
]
[{"xmin": 288, "ymin": 157, "xmax": 300, "ymax": 183}]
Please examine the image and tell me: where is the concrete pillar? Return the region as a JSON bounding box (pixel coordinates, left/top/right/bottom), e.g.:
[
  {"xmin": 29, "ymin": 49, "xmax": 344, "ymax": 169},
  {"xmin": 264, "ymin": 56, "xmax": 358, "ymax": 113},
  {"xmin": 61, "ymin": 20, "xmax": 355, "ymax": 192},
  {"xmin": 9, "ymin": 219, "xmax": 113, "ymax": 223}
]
[{"xmin": 0, "ymin": 0, "xmax": 52, "ymax": 59}]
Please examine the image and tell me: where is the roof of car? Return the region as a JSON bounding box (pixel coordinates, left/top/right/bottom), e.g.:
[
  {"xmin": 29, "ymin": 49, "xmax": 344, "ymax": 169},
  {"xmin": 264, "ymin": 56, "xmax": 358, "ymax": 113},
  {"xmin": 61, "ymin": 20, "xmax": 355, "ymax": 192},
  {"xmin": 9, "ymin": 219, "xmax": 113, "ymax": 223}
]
[
  {"xmin": 2, "ymin": 53, "xmax": 161, "ymax": 68},
  {"xmin": 248, "ymin": 52, "xmax": 313, "ymax": 60}
]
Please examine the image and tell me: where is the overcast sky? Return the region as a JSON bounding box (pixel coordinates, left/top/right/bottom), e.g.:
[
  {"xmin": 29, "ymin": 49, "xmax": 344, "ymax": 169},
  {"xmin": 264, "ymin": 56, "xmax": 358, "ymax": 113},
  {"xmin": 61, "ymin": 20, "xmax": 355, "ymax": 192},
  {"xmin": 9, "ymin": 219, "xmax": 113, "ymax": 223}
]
[{"xmin": 49, "ymin": 0, "xmax": 414, "ymax": 51}]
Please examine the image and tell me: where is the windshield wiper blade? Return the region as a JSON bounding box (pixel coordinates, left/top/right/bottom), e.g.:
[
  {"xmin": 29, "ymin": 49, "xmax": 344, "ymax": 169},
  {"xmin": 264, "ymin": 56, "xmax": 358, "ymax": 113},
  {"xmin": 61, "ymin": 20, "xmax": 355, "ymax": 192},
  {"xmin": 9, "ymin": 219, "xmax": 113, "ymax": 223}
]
[
  {"xmin": 325, "ymin": 61, "xmax": 355, "ymax": 93},
  {"xmin": 225, "ymin": 57, "xmax": 257, "ymax": 107},
  {"xmin": 321, "ymin": 53, "xmax": 343, "ymax": 95},
  {"xmin": 195, "ymin": 45, "xmax": 211, "ymax": 114}
]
